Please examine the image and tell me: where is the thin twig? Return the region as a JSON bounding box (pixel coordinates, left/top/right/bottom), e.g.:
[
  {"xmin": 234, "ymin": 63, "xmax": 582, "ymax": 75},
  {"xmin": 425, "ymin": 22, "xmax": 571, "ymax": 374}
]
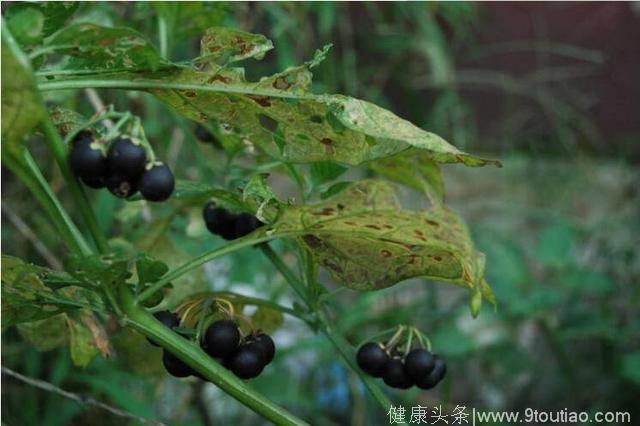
[
  {"xmin": 1, "ymin": 204, "xmax": 62, "ymax": 269},
  {"xmin": 1, "ymin": 366, "xmax": 167, "ymax": 426},
  {"xmin": 84, "ymin": 88, "xmax": 114, "ymax": 129}
]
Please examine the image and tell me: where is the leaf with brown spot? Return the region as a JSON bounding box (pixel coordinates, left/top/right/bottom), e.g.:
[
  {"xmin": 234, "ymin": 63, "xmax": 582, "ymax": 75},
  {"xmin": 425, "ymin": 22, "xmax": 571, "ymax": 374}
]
[
  {"xmin": 198, "ymin": 27, "xmax": 273, "ymax": 64},
  {"xmin": 273, "ymin": 180, "xmax": 494, "ymax": 311},
  {"xmin": 41, "ymin": 28, "xmax": 499, "ymax": 168},
  {"xmin": 45, "ymin": 23, "xmax": 165, "ymax": 71}
]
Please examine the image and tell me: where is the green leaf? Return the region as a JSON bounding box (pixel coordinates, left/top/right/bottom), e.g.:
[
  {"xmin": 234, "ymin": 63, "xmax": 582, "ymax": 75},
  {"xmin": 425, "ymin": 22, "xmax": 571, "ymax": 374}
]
[
  {"xmin": 45, "ymin": 23, "xmax": 166, "ymax": 71},
  {"xmin": 369, "ymin": 148, "xmax": 444, "ymax": 203},
  {"xmin": 39, "ymin": 1, "xmax": 80, "ymax": 37},
  {"xmin": 320, "ymin": 181, "xmax": 351, "ymax": 200},
  {"xmin": 243, "ymin": 173, "xmax": 279, "ymax": 205},
  {"xmin": 5, "ymin": 4, "xmax": 45, "ymax": 46},
  {"xmin": 65, "ymin": 253, "xmax": 131, "ymax": 293},
  {"xmin": 252, "ymin": 306, "xmax": 284, "ymax": 334},
  {"xmin": 17, "ymin": 315, "xmax": 68, "ymax": 351},
  {"xmin": 66, "ymin": 312, "xmax": 102, "ymax": 367},
  {"xmin": 273, "ymin": 180, "xmax": 493, "ymax": 305},
  {"xmin": 136, "ymin": 254, "xmax": 169, "ymax": 287},
  {"xmin": 310, "ymin": 161, "xmax": 348, "ymax": 187},
  {"xmin": 1, "ymin": 28, "xmax": 44, "ymax": 152},
  {"xmin": 1, "ymin": 255, "xmax": 78, "ymax": 326}
]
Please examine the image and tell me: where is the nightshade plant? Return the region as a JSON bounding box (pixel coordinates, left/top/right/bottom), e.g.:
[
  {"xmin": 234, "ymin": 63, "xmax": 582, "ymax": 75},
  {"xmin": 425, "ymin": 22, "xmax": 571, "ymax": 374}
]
[{"xmin": 1, "ymin": 4, "xmax": 500, "ymax": 425}]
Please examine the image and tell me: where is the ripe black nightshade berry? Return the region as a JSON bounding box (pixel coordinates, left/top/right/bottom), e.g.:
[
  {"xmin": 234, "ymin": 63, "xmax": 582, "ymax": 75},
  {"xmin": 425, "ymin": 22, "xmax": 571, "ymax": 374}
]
[
  {"xmin": 382, "ymin": 358, "xmax": 413, "ymax": 389},
  {"xmin": 235, "ymin": 213, "xmax": 263, "ymax": 238},
  {"xmin": 415, "ymin": 355, "xmax": 447, "ymax": 390},
  {"xmin": 107, "ymin": 138, "xmax": 146, "ymax": 180},
  {"xmin": 147, "ymin": 311, "xmax": 179, "ymax": 346},
  {"xmin": 404, "ymin": 349, "xmax": 435, "ymax": 383},
  {"xmin": 202, "ymin": 320, "xmax": 240, "ymax": 358},
  {"xmin": 229, "ymin": 344, "xmax": 265, "ymax": 379},
  {"xmin": 356, "ymin": 342, "xmax": 389, "ymax": 378},
  {"xmin": 203, "ymin": 202, "xmax": 237, "ymax": 240},
  {"xmin": 105, "ymin": 173, "xmax": 138, "ymax": 198},
  {"xmin": 69, "ymin": 131, "xmax": 107, "ymax": 188},
  {"xmin": 162, "ymin": 350, "xmax": 194, "ymax": 378},
  {"xmin": 248, "ymin": 333, "xmax": 276, "ymax": 365},
  {"xmin": 139, "ymin": 163, "xmax": 175, "ymax": 202}
]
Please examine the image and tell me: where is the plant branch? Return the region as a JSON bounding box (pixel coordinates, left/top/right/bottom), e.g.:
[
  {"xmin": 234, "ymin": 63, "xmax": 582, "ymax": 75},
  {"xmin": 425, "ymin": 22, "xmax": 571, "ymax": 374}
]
[
  {"xmin": 208, "ymin": 291, "xmax": 308, "ymax": 323},
  {"xmin": 136, "ymin": 232, "xmax": 305, "ymax": 304},
  {"xmin": 259, "ymin": 245, "xmax": 393, "ymax": 413},
  {"xmin": 1, "ymin": 366, "xmax": 167, "ymax": 426},
  {"xmin": 37, "ymin": 78, "xmax": 310, "ymax": 100}
]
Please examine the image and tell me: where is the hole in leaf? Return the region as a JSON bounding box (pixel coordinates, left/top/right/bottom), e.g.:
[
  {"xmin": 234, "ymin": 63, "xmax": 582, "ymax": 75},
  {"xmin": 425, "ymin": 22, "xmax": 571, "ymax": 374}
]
[
  {"xmin": 310, "ymin": 115, "xmax": 323, "ymax": 123},
  {"xmin": 258, "ymin": 114, "xmax": 278, "ymax": 133}
]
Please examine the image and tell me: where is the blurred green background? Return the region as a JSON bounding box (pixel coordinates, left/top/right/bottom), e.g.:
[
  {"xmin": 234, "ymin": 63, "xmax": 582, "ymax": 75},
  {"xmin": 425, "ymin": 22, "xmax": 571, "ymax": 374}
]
[{"xmin": 2, "ymin": 2, "xmax": 639, "ymax": 425}]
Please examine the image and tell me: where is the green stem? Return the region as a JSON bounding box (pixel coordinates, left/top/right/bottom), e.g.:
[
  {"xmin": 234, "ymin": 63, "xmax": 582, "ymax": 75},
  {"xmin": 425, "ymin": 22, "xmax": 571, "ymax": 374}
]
[
  {"xmin": 40, "ymin": 117, "xmax": 108, "ymax": 253},
  {"xmin": 5, "ymin": 149, "xmax": 92, "ymax": 255},
  {"xmin": 37, "ymin": 78, "xmax": 308, "ymax": 100},
  {"xmin": 260, "ymin": 245, "xmax": 311, "ymax": 306},
  {"xmin": 158, "ymin": 15, "xmax": 168, "ymax": 59},
  {"xmin": 209, "ymin": 291, "xmax": 306, "ymax": 322},
  {"xmin": 259, "ymin": 245, "xmax": 393, "ymax": 413},
  {"xmin": 136, "ymin": 233, "xmax": 298, "ymax": 304},
  {"xmin": 3, "ymin": 22, "xmax": 106, "ymax": 254},
  {"xmin": 119, "ymin": 288, "xmax": 308, "ymax": 426}
]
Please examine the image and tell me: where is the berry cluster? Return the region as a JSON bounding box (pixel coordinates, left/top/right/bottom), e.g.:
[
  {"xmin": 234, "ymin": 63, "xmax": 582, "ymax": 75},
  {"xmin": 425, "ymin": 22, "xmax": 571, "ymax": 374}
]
[
  {"xmin": 202, "ymin": 202, "xmax": 263, "ymax": 240},
  {"xmin": 69, "ymin": 130, "xmax": 175, "ymax": 202},
  {"xmin": 357, "ymin": 342, "xmax": 447, "ymax": 390},
  {"xmin": 150, "ymin": 311, "xmax": 276, "ymax": 380}
]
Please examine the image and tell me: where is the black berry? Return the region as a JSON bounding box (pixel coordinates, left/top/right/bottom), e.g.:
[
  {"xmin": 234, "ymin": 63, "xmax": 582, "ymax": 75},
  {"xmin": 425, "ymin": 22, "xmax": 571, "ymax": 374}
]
[
  {"xmin": 404, "ymin": 349, "xmax": 435, "ymax": 383},
  {"xmin": 81, "ymin": 175, "xmax": 107, "ymax": 189},
  {"xmin": 69, "ymin": 131, "xmax": 107, "ymax": 187},
  {"xmin": 105, "ymin": 172, "xmax": 138, "ymax": 198},
  {"xmin": 356, "ymin": 342, "xmax": 389, "ymax": 378},
  {"xmin": 162, "ymin": 350, "xmax": 194, "ymax": 378},
  {"xmin": 107, "ymin": 138, "xmax": 146, "ymax": 180},
  {"xmin": 382, "ymin": 358, "xmax": 413, "ymax": 389},
  {"xmin": 415, "ymin": 355, "xmax": 447, "ymax": 390},
  {"xmin": 229, "ymin": 344, "xmax": 265, "ymax": 379},
  {"xmin": 234, "ymin": 213, "xmax": 263, "ymax": 238},
  {"xmin": 203, "ymin": 203, "xmax": 237, "ymax": 240},
  {"xmin": 139, "ymin": 163, "xmax": 175, "ymax": 202},
  {"xmin": 202, "ymin": 320, "xmax": 240, "ymax": 358},
  {"xmin": 147, "ymin": 311, "xmax": 179, "ymax": 346},
  {"xmin": 248, "ymin": 333, "xmax": 276, "ymax": 365}
]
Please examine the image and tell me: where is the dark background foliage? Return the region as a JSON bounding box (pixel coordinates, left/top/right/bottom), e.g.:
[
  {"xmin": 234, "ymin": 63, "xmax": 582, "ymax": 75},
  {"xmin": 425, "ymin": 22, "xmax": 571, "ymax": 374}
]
[{"xmin": 2, "ymin": 2, "xmax": 639, "ymax": 425}]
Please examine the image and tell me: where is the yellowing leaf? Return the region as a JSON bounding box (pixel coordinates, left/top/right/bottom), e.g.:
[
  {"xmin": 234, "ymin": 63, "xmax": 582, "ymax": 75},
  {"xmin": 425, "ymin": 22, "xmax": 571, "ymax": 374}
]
[
  {"xmin": 41, "ymin": 27, "xmax": 499, "ymax": 168},
  {"xmin": 273, "ymin": 180, "xmax": 493, "ymax": 305},
  {"xmin": 1, "ymin": 33, "xmax": 44, "ymax": 151}
]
